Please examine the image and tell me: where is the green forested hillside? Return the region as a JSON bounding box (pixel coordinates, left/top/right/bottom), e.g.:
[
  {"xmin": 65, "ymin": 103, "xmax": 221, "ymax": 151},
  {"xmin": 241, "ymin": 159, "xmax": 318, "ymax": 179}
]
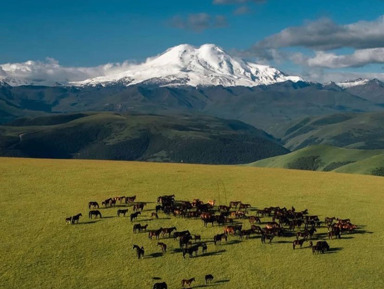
[
  {"xmin": 0, "ymin": 112, "xmax": 288, "ymax": 164},
  {"xmin": 274, "ymin": 112, "xmax": 384, "ymax": 150}
]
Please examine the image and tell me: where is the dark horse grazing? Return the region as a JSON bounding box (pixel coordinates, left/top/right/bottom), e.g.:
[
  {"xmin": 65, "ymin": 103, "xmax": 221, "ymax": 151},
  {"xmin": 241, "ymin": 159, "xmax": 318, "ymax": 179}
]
[
  {"xmin": 89, "ymin": 210, "xmax": 102, "ymax": 219},
  {"xmin": 133, "ymin": 245, "xmax": 144, "ymax": 259},
  {"xmin": 213, "ymin": 233, "xmax": 227, "ymax": 245},
  {"xmin": 71, "ymin": 213, "xmax": 82, "ymax": 224},
  {"xmin": 182, "ymin": 278, "xmax": 195, "ymax": 288},
  {"xmin": 261, "ymin": 233, "xmax": 274, "ymax": 244},
  {"xmin": 292, "ymin": 238, "xmax": 306, "ymax": 249},
  {"xmin": 205, "ymin": 274, "xmax": 214, "ymax": 284},
  {"xmin": 88, "ymin": 201, "xmax": 99, "ymax": 209},
  {"xmin": 182, "ymin": 245, "xmax": 199, "ymax": 258},
  {"xmin": 130, "ymin": 211, "xmax": 141, "ymax": 222},
  {"xmin": 133, "ymin": 224, "xmax": 148, "ymax": 233},
  {"xmin": 117, "ymin": 209, "xmax": 128, "ymax": 217},
  {"xmin": 153, "ymin": 282, "xmax": 167, "ymax": 289}
]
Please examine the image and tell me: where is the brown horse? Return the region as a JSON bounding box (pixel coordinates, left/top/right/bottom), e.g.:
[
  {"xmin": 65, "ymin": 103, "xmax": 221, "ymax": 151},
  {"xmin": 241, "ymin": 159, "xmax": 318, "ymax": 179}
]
[
  {"xmin": 161, "ymin": 227, "xmax": 177, "ymax": 238},
  {"xmin": 148, "ymin": 228, "xmax": 163, "ymax": 240},
  {"xmin": 182, "ymin": 278, "xmax": 195, "ymax": 288},
  {"xmin": 125, "ymin": 195, "xmax": 136, "ymax": 204},
  {"xmin": 133, "ymin": 202, "xmax": 146, "ymax": 211},
  {"xmin": 65, "ymin": 216, "xmax": 72, "ymax": 224},
  {"xmin": 182, "ymin": 245, "xmax": 199, "ymax": 258},
  {"xmin": 157, "ymin": 242, "xmax": 167, "ymax": 253},
  {"xmin": 292, "ymin": 238, "xmax": 306, "ymax": 249}
]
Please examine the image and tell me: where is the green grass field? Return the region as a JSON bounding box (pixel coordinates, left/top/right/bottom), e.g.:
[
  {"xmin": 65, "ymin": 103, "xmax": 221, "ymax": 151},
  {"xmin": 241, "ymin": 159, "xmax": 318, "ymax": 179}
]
[
  {"xmin": 248, "ymin": 145, "xmax": 384, "ymax": 175},
  {"xmin": 1, "ymin": 157, "xmax": 384, "ymax": 289}
]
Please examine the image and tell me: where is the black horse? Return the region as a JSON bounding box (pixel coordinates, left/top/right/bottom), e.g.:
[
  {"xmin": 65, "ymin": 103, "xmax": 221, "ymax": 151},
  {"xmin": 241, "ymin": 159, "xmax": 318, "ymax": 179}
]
[
  {"xmin": 71, "ymin": 213, "xmax": 82, "ymax": 224},
  {"xmin": 130, "ymin": 211, "xmax": 141, "ymax": 222},
  {"xmin": 133, "ymin": 245, "xmax": 144, "ymax": 259},
  {"xmin": 153, "ymin": 282, "xmax": 167, "ymax": 289},
  {"xmin": 182, "ymin": 244, "xmax": 199, "ymax": 258},
  {"xmin": 213, "ymin": 233, "xmax": 227, "ymax": 245},
  {"xmin": 89, "ymin": 210, "xmax": 102, "ymax": 219},
  {"xmin": 117, "ymin": 209, "xmax": 128, "ymax": 217},
  {"xmin": 205, "ymin": 274, "xmax": 214, "ymax": 284},
  {"xmin": 88, "ymin": 201, "xmax": 99, "ymax": 209}
]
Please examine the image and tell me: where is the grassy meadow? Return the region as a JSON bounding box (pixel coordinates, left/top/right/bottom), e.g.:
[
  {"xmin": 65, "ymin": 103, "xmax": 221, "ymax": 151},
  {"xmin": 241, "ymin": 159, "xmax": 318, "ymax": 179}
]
[{"xmin": 1, "ymin": 157, "xmax": 384, "ymax": 289}]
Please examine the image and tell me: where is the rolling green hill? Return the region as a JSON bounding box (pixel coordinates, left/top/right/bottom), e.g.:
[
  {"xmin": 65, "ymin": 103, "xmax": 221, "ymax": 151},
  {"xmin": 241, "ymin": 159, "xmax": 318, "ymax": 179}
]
[
  {"xmin": 0, "ymin": 112, "xmax": 288, "ymax": 164},
  {"xmin": 248, "ymin": 145, "xmax": 384, "ymax": 176},
  {"xmin": 1, "ymin": 157, "xmax": 383, "ymax": 289},
  {"xmin": 274, "ymin": 112, "xmax": 384, "ymax": 150}
]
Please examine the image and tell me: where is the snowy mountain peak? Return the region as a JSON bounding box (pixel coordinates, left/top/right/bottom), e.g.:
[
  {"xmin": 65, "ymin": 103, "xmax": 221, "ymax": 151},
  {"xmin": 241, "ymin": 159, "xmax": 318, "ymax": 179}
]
[
  {"xmin": 336, "ymin": 78, "xmax": 370, "ymax": 88},
  {"xmin": 0, "ymin": 44, "xmax": 302, "ymax": 87},
  {"xmin": 73, "ymin": 44, "xmax": 302, "ymax": 87}
]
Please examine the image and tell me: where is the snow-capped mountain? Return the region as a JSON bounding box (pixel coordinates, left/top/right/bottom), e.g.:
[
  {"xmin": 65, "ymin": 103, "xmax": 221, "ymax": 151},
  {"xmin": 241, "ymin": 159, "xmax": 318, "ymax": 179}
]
[
  {"xmin": 336, "ymin": 78, "xmax": 370, "ymax": 88},
  {"xmin": 73, "ymin": 44, "xmax": 302, "ymax": 87},
  {"xmin": 0, "ymin": 44, "xmax": 302, "ymax": 87}
]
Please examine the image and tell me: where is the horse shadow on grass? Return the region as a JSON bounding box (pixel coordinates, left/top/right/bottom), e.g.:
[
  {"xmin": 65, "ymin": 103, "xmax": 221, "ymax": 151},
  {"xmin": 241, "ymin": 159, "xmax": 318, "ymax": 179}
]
[
  {"xmin": 194, "ymin": 279, "xmax": 230, "ymax": 288},
  {"xmin": 147, "ymin": 252, "xmax": 163, "ymax": 258},
  {"xmin": 77, "ymin": 221, "xmax": 99, "ymax": 225},
  {"xmin": 327, "ymin": 247, "xmax": 343, "ymax": 254},
  {"xmin": 194, "ymin": 249, "xmax": 226, "ymax": 258},
  {"xmin": 103, "ymin": 216, "xmax": 114, "ymax": 219}
]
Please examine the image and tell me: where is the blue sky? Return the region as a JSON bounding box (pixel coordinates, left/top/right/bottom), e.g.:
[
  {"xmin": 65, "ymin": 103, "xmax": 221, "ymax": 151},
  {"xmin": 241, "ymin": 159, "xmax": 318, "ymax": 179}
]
[{"xmin": 1, "ymin": 0, "xmax": 384, "ymax": 82}]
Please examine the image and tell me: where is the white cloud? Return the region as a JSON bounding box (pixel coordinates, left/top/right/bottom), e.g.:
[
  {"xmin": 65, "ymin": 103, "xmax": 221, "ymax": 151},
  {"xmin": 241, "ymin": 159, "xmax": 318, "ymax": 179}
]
[{"xmin": 0, "ymin": 58, "xmax": 135, "ymax": 86}]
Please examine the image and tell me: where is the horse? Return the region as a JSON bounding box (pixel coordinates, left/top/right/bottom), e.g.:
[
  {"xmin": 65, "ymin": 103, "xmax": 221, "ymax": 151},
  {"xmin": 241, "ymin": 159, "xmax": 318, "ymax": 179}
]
[
  {"xmin": 293, "ymin": 238, "xmax": 306, "ymax": 249},
  {"xmin": 310, "ymin": 241, "xmax": 329, "ymax": 254},
  {"xmin": 155, "ymin": 205, "xmax": 163, "ymax": 213},
  {"xmin": 130, "ymin": 211, "xmax": 141, "ymax": 222},
  {"xmin": 249, "ymin": 216, "xmax": 261, "ymax": 224},
  {"xmin": 201, "ymin": 242, "xmax": 208, "ymax": 254},
  {"xmin": 182, "ymin": 278, "xmax": 195, "ymax": 288},
  {"xmin": 148, "ymin": 228, "xmax": 163, "ymax": 240},
  {"xmin": 224, "ymin": 225, "xmax": 242, "ymax": 235},
  {"xmin": 192, "ymin": 234, "xmax": 201, "ymax": 242},
  {"xmin": 207, "ymin": 200, "xmax": 216, "ymax": 207},
  {"xmin": 88, "ymin": 201, "xmax": 99, "ymax": 209},
  {"xmin": 205, "ymin": 274, "xmax": 214, "ymax": 284},
  {"xmin": 214, "ymin": 233, "xmax": 227, "ymax": 245},
  {"xmin": 182, "ymin": 245, "xmax": 199, "ymax": 258},
  {"xmin": 133, "ymin": 202, "xmax": 146, "ymax": 212},
  {"xmin": 202, "ymin": 216, "xmax": 216, "ymax": 227},
  {"xmin": 102, "ymin": 198, "xmax": 112, "ymax": 207},
  {"xmin": 133, "ymin": 224, "xmax": 148, "ymax": 233},
  {"xmin": 71, "ymin": 213, "xmax": 82, "ymax": 224},
  {"xmin": 157, "ymin": 242, "xmax": 167, "ymax": 253},
  {"xmin": 161, "ymin": 227, "xmax": 177, "ymax": 238},
  {"xmin": 117, "ymin": 209, "xmax": 128, "ymax": 217},
  {"xmin": 240, "ymin": 229, "xmax": 253, "ymax": 239},
  {"xmin": 229, "ymin": 201, "xmax": 242, "ymax": 208},
  {"xmin": 153, "ymin": 282, "xmax": 167, "ymax": 289},
  {"xmin": 133, "ymin": 245, "xmax": 144, "ymax": 259},
  {"xmin": 173, "ymin": 231, "xmax": 190, "ymax": 239},
  {"xmin": 261, "ymin": 233, "xmax": 274, "ymax": 244},
  {"xmin": 65, "ymin": 216, "xmax": 72, "ymax": 224},
  {"xmin": 89, "ymin": 210, "xmax": 102, "ymax": 219},
  {"xmin": 125, "ymin": 195, "xmax": 136, "ymax": 204},
  {"xmin": 151, "ymin": 212, "xmax": 159, "ymax": 219},
  {"xmin": 179, "ymin": 234, "xmax": 193, "ymax": 248}
]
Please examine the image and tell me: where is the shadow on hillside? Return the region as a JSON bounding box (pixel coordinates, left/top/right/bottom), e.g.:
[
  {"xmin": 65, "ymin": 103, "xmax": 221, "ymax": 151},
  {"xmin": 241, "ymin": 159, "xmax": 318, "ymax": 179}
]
[
  {"xmin": 327, "ymin": 247, "xmax": 343, "ymax": 254},
  {"xmin": 138, "ymin": 218, "xmax": 154, "ymax": 222},
  {"xmin": 223, "ymin": 240, "xmax": 241, "ymax": 245},
  {"xmin": 102, "ymin": 216, "xmax": 114, "ymax": 219},
  {"xmin": 77, "ymin": 221, "xmax": 99, "ymax": 225},
  {"xmin": 194, "ymin": 249, "xmax": 226, "ymax": 258},
  {"xmin": 275, "ymin": 240, "xmax": 291, "ymax": 244},
  {"xmin": 147, "ymin": 252, "xmax": 163, "ymax": 258}
]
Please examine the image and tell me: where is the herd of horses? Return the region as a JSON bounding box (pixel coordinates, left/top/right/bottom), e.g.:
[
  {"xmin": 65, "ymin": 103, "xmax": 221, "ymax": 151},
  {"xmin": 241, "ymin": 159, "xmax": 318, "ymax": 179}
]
[{"xmin": 65, "ymin": 193, "xmax": 359, "ymax": 288}]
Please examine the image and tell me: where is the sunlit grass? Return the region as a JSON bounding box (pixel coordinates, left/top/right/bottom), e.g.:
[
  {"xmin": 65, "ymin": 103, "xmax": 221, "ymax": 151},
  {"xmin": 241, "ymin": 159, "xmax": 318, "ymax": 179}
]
[{"xmin": 1, "ymin": 157, "xmax": 383, "ymax": 289}]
